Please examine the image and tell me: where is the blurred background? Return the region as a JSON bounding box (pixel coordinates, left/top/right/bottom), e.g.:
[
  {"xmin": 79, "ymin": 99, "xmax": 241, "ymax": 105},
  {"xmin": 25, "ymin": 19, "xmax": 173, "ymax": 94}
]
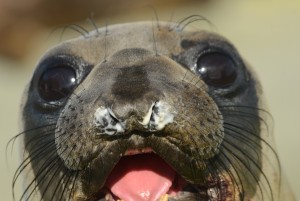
[{"xmin": 0, "ymin": 0, "xmax": 299, "ymax": 200}]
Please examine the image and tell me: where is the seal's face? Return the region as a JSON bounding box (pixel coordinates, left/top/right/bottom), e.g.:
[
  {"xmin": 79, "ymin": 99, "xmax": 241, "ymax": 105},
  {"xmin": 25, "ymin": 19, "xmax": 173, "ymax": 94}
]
[{"xmin": 19, "ymin": 22, "xmax": 279, "ymax": 201}]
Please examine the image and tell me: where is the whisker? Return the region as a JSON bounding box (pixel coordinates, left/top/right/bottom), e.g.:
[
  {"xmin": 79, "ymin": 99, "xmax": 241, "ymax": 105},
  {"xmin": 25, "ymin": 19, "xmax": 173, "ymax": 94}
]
[
  {"xmin": 57, "ymin": 170, "xmax": 73, "ymax": 201},
  {"xmin": 39, "ymin": 161, "xmax": 65, "ymax": 200},
  {"xmin": 19, "ymin": 148, "xmax": 58, "ymax": 201},
  {"xmin": 175, "ymin": 15, "xmax": 213, "ymax": 31},
  {"xmin": 152, "ymin": 20, "xmax": 159, "ymax": 56},
  {"xmin": 224, "ymin": 125, "xmax": 261, "ymax": 160},
  {"xmin": 87, "ymin": 12, "xmax": 100, "ymax": 36},
  {"xmin": 224, "ymin": 122, "xmax": 281, "ymax": 171},
  {"xmin": 147, "ymin": 5, "xmax": 160, "ymax": 30},
  {"xmin": 214, "ymin": 153, "xmax": 245, "ymax": 200},
  {"xmin": 6, "ymin": 124, "xmax": 56, "ymax": 156},
  {"xmin": 25, "ymin": 155, "xmax": 61, "ymax": 201},
  {"xmin": 60, "ymin": 24, "xmax": 89, "ymax": 41},
  {"xmin": 49, "ymin": 168, "xmax": 69, "ymax": 201},
  {"xmin": 222, "ymin": 142, "xmax": 274, "ymax": 201},
  {"xmin": 67, "ymin": 171, "xmax": 79, "ymax": 201},
  {"xmin": 12, "ymin": 139, "xmax": 56, "ymax": 192}
]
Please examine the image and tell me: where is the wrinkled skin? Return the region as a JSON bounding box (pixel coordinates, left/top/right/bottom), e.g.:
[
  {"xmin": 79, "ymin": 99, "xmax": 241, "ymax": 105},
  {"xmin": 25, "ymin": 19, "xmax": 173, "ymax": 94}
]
[{"xmin": 15, "ymin": 21, "xmax": 295, "ymax": 201}]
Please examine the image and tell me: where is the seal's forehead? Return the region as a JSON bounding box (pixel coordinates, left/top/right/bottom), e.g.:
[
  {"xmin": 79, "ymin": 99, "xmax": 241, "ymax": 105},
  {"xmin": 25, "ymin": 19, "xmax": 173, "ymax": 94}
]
[{"xmin": 42, "ymin": 21, "xmax": 226, "ymax": 65}]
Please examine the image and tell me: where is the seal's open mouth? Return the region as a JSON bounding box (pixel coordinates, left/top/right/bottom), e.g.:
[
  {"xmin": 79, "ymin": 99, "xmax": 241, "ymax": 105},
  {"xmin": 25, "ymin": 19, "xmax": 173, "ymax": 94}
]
[
  {"xmin": 92, "ymin": 149, "xmax": 229, "ymax": 201},
  {"xmin": 105, "ymin": 153, "xmax": 185, "ymax": 201}
]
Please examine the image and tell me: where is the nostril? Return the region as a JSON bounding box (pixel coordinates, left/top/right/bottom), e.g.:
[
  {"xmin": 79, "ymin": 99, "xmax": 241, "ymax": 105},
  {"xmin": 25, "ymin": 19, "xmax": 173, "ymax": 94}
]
[
  {"xmin": 93, "ymin": 107, "xmax": 126, "ymax": 136},
  {"xmin": 140, "ymin": 102, "xmax": 156, "ymax": 127},
  {"xmin": 150, "ymin": 102, "xmax": 158, "ymax": 122},
  {"xmin": 140, "ymin": 101, "xmax": 175, "ymax": 131}
]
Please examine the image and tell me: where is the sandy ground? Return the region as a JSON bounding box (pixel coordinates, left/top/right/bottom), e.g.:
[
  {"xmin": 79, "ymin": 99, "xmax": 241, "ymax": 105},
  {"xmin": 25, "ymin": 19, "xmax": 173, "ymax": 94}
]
[{"xmin": 0, "ymin": 0, "xmax": 299, "ymax": 200}]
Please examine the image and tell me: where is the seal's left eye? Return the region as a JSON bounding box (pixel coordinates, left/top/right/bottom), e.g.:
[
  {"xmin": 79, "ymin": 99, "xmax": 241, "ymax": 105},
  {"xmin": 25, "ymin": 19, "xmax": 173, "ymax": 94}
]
[
  {"xmin": 196, "ymin": 52, "xmax": 237, "ymax": 88},
  {"xmin": 38, "ymin": 67, "xmax": 76, "ymax": 101}
]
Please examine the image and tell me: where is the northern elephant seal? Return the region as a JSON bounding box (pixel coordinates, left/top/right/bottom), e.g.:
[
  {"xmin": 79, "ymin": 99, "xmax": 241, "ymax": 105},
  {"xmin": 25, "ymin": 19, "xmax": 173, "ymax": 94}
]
[{"xmin": 15, "ymin": 21, "xmax": 295, "ymax": 201}]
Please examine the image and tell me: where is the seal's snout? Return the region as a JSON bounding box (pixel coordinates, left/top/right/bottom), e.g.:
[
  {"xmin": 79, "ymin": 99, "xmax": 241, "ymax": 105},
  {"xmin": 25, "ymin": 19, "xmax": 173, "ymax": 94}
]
[
  {"xmin": 54, "ymin": 46, "xmax": 224, "ymax": 175},
  {"xmin": 90, "ymin": 48, "xmax": 182, "ymax": 136},
  {"xmin": 86, "ymin": 48, "xmax": 185, "ymax": 126}
]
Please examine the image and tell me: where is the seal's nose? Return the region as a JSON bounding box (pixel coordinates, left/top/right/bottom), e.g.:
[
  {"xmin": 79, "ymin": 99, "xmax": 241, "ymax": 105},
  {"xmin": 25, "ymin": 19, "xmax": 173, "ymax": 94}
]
[
  {"xmin": 90, "ymin": 48, "xmax": 182, "ymax": 117},
  {"xmin": 93, "ymin": 100, "xmax": 176, "ymax": 136},
  {"xmin": 109, "ymin": 64, "xmax": 161, "ymax": 119},
  {"xmin": 93, "ymin": 60, "xmax": 177, "ymax": 135},
  {"xmin": 87, "ymin": 48, "xmax": 188, "ymax": 135}
]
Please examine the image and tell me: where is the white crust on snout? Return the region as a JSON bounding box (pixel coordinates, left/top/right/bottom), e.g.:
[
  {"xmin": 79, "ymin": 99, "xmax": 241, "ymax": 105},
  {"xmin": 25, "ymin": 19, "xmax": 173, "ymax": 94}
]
[
  {"xmin": 140, "ymin": 102, "xmax": 156, "ymax": 126},
  {"xmin": 140, "ymin": 101, "xmax": 175, "ymax": 131},
  {"xmin": 93, "ymin": 107, "xmax": 125, "ymax": 135}
]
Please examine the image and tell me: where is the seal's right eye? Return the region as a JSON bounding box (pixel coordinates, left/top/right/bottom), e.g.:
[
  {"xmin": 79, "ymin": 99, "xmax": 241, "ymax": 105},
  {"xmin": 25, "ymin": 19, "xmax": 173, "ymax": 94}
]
[{"xmin": 38, "ymin": 67, "xmax": 77, "ymax": 101}]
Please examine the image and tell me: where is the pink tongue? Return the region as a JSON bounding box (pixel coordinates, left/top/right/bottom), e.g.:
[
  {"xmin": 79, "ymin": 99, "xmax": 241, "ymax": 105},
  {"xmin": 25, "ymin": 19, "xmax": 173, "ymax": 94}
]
[{"xmin": 106, "ymin": 153, "xmax": 175, "ymax": 201}]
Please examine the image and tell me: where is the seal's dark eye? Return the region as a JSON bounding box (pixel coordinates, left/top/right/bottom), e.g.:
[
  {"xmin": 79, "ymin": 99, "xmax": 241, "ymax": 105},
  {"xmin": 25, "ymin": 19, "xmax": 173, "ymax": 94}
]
[
  {"xmin": 196, "ymin": 52, "xmax": 237, "ymax": 88},
  {"xmin": 38, "ymin": 67, "xmax": 76, "ymax": 101}
]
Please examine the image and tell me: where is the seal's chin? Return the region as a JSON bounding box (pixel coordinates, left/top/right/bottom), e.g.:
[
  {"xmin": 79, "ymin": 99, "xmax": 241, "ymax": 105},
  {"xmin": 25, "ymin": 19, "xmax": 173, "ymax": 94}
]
[{"xmin": 92, "ymin": 150, "xmax": 229, "ymax": 201}]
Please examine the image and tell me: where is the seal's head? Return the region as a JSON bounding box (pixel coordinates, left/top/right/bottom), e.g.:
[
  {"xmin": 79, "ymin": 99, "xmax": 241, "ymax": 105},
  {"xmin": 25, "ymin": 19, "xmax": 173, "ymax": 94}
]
[{"xmin": 18, "ymin": 21, "xmax": 283, "ymax": 201}]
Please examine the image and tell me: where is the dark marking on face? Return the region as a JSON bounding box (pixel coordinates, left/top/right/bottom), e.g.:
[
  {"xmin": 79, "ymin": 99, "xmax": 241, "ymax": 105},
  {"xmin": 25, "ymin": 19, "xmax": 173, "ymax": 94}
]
[{"xmin": 112, "ymin": 66, "xmax": 150, "ymax": 102}]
